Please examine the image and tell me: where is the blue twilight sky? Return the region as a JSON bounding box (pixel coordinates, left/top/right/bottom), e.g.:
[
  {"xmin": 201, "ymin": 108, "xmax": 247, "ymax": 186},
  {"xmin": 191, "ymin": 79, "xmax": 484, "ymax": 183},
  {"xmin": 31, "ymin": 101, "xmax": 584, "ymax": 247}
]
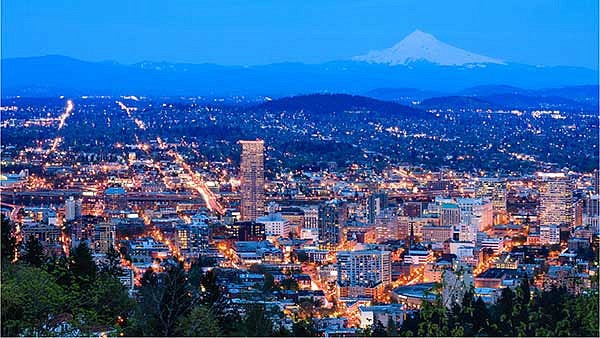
[{"xmin": 1, "ymin": 0, "xmax": 598, "ymax": 69}]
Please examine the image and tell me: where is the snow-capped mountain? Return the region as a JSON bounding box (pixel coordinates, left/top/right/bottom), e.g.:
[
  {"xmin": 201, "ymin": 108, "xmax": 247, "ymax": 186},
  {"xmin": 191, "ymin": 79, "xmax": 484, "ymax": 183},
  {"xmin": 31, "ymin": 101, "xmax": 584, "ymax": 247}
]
[
  {"xmin": 2, "ymin": 47, "xmax": 597, "ymax": 97},
  {"xmin": 354, "ymin": 29, "xmax": 504, "ymax": 66}
]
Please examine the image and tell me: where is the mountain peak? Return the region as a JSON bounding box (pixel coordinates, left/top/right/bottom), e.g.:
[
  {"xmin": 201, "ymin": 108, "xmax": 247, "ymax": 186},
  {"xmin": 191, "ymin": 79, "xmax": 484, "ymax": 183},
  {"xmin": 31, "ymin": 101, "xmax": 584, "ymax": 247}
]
[
  {"xmin": 404, "ymin": 29, "xmax": 435, "ymax": 40},
  {"xmin": 353, "ymin": 30, "xmax": 505, "ymax": 66}
]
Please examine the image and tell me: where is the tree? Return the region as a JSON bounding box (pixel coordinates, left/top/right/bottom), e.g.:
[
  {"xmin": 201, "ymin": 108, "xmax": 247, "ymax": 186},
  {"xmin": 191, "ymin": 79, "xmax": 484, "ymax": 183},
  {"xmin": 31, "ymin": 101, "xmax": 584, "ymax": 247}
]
[
  {"xmin": 417, "ymin": 298, "xmax": 449, "ymax": 337},
  {"xmin": 1, "ymin": 215, "xmax": 16, "ymax": 265},
  {"xmin": 22, "ymin": 235, "xmax": 46, "ymax": 267},
  {"xmin": 472, "ymin": 297, "xmax": 490, "ymax": 335},
  {"xmin": 1, "ymin": 265, "xmax": 66, "ymax": 336},
  {"xmin": 157, "ymin": 262, "xmax": 195, "ymax": 336},
  {"xmin": 386, "ymin": 316, "xmax": 399, "ymax": 337},
  {"xmin": 101, "ymin": 246, "xmax": 123, "ymax": 277},
  {"xmin": 91, "ymin": 275, "xmax": 134, "ymax": 327},
  {"xmin": 126, "ymin": 268, "xmax": 160, "ymax": 336},
  {"xmin": 369, "ymin": 319, "xmax": 388, "ymax": 337},
  {"xmin": 493, "ymin": 287, "xmax": 515, "ymax": 336},
  {"xmin": 176, "ymin": 305, "xmax": 221, "ymax": 337},
  {"xmin": 199, "ymin": 268, "xmax": 241, "ymax": 335},
  {"xmin": 298, "ymin": 297, "xmax": 323, "ymax": 320},
  {"xmin": 238, "ymin": 303, "xmax": 274, "ymax": 337},
  {"xmin": 69, "ymin": 242, "xmax": 97, "ymax": 283}
]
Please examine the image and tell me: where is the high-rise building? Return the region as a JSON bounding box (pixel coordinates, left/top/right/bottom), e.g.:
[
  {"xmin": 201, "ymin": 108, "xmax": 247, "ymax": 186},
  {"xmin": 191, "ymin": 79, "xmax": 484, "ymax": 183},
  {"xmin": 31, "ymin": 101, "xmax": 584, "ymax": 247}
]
[
  {"xmin": 402, "ymin": 201, "xmax": 422, "ymax": 217},
  {"xmin": 239, "ymin": 140, "xmax": 265, "ymax": 221},
  {"xmin": 65, "ymin": 196, "xmax": 82, "ymax": 221},
  {"xmin": 337, "ymin": 249, "xmax": 391, "ymax": 287},
  {"xmin": 93, "ymin": 223, "xmax": 116, "ymax": 254},
  {"xmin": 367, "ymin": 192, "xmax": 388, "ymax": 225},
  {"xmin": 374, "ymin": 208, "xmax": 399, "ymax": 242},
  {"xmin": 318, "ymin": 201, "xmax": 341, "ymax": 247},
  {"xmin": 537, "ymin": 173, "xmax": 573, "ymax": 226},
  {"xmin": 440, "ymin": 203, "xmax": 461, "ymax": 226},
  {"xmin": 476, "ymin": 178, "xmax": 508, "ymax": 224},
  {"xmin": 176, "ymin": 221, "xmax": 211, "ymax": 258},
  {"xmin": 583, "ymin": 195, "xmax": 600, "ymax": 232},
  {"xmin": 456, "ymin": 198, "xmax": 493, "ymax": 243},
  {"xmin": 279, "ymin": 206, "xmax": 305, "ymax": 235},
  {"xmin": 540, "ymin": 224, "xmax": 561, "ymax": 245}
]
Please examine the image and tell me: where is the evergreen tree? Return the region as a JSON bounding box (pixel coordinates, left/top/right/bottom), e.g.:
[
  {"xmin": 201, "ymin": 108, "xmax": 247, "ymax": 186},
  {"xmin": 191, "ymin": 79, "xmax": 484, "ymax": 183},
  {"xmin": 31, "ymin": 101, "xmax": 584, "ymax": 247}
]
[
  {"xmin": 386, "ymin": 316, "xmax": 399, "ymax": 337},
  {"xmin": 176, "ymin": 305, "xmax": 221, "ymax": 337},
  {"xmin": 371, "ymin": 319, "xmax": 388, "ymax": 337},
  {"xmin": 493, "ymin": 287, "xmax": 515, "ymax": 335},
  {"xmin": 157, "ymin": 262, "xmax": 194, "ymax": 336},
  {"xmin": 239, "ymin": 303, "xmax": 274, "ymax": 336},
  {"xmin": 69, "ymin": 242, "xmax": 97, "ymax": 283},
  {"xmin": 1, "ymin": 216, "xmax": 16, "ymax": 265},
  {"xmin": 472, "ymin": 296, "xmax": 490, "ymax": 335},
  {"xmin": 292, "ymin": 318, "xmax": 317, "ymax": 337},
  {"xmin": 21, "ymin": 235, "xmax": 45, "ymax": 267},
  {"xmin": 102, "ymin": 245, "xmax": 123, "ymax": 277}
]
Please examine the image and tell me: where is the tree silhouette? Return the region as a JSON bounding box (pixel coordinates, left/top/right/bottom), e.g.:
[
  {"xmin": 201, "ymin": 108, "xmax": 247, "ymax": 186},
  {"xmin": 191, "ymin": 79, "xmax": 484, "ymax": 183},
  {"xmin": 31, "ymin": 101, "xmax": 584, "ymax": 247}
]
[{"xmin": 22, "ymin": 235, "xmax": 45, "ymax": 267}]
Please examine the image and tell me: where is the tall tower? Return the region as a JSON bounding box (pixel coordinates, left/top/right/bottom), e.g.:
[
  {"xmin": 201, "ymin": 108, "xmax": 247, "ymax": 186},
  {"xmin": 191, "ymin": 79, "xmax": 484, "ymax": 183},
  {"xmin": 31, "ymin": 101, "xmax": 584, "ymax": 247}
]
[
  {"xmin": 239, "ymin": 140, "xmax": 265, "ymax": 221},
  {"xmin": 537, "ymin": 172, "xmax": 573, "ymax": 226},
  {"xmin": 367, "ymin": 192, "xmax": 388, "ymax": 225},
  {"xmin": 318, "ymin": 202, "xmax": 340, "ymax": 247}
]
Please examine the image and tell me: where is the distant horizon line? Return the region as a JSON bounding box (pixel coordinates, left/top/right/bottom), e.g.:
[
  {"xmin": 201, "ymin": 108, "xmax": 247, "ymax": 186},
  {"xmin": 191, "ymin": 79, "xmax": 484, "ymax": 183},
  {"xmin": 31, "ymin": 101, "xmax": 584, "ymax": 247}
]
[{"xmin": 2, "ymin": 53, "xmax": 599, "ymax": 71}]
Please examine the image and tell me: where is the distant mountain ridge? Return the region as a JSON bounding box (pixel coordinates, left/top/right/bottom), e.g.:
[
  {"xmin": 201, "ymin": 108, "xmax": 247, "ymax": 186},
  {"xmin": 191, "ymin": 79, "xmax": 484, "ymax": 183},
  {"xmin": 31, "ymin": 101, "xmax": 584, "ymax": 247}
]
[{"xmin": 2, "ymin": 29, "xmax": 598, "ymax": 98}]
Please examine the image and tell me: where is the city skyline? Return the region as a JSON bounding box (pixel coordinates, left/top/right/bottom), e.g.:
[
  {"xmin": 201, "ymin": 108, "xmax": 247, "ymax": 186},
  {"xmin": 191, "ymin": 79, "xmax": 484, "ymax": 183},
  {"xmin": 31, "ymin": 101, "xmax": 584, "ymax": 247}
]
[{"xmin": 1, "ymin": 2, "xmax": 598, "ymax": 337}]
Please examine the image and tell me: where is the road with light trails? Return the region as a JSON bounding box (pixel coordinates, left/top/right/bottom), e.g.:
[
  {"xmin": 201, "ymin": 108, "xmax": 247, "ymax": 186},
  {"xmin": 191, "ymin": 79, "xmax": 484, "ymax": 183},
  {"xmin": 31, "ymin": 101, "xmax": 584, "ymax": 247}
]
[
  {"xmin": 158, "ymin": 137, "xmax": 225, "ymax": 215},
  {"xmin": 115, "ymin": 101, "xmax": 225, "ymax": 215},
  {"xmin": 46, "ymin": 99, "xmax": 74, "ymax": 156}
]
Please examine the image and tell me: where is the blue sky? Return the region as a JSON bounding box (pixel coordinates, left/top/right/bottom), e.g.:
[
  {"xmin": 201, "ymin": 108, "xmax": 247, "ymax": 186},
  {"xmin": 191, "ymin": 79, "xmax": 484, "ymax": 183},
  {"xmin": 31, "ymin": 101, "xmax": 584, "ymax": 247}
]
[{"xmin": 2, "ymin": 0, "xmax": 598, "ymax": 69}]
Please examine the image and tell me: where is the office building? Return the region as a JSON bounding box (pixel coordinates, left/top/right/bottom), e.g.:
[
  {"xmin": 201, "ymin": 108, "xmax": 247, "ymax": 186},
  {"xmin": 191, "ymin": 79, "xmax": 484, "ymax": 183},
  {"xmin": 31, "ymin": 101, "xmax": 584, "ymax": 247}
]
[
  {"xmin": 583, "ymin": 195, "xmax": 600, "ymax": 232},
  {"xmin": 94, "ymin": 223, "xmax": 116, "ymax": 254},
  {"xmin": 228, "ymin": 221, "xmax": 266, "ymax": 241},
  {"xmin": 239, "ymin": 140, "xmax": 265, "ymax": 221},
  {"xmin": 537, "ymin": 173, "xmax": 573, "ymax": 226},
  {"xmin": 540, "ymin": 224, "xmax": 561, "ymax": 245},
  {"xmin": 318, "ymin": 201, "xmax": 341, "ymax": 247},
  {"xmin": 65, "ymin": 196, "xmax": 82, "ymax": 221},
  {"xmin": 457, "ymin": 198, "xmax": 493, "ymax": 243},
  {"xmin": 367, "ymin": 192, "xmax": 388, "ymax": 225},
  {"xmin": 256, "ymin": 213, "xmax": 292, "ymax": 238},
  {"xmin": 337, "ymin": 249, "xmax": 391, "ymax": 287}
]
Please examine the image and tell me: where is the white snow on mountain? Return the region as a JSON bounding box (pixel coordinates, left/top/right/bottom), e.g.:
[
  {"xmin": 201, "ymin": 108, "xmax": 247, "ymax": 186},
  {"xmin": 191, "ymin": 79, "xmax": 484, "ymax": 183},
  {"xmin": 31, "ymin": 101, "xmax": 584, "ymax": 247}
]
[{"xmin": 353, "ymin": 30, "xmax": 505, "ymax": 66}]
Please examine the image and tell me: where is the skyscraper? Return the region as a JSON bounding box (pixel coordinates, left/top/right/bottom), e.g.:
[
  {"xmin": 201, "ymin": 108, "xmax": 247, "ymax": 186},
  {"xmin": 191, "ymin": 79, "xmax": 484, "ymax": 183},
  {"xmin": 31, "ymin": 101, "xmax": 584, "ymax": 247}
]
[
  {"xmin": 65, "ymin": 196, "xmax": 82, "ymax": 221},
  {"xmin": 456, "ymin": 197, "xmax": 493, "ymax": 244},
  {"xmin": 239, "ymin": 140, "xmax": 265, "ymax": 221},
  {"xmin": 537, "ymin": 172, "xmax": 573, "ymax": 226},
  {"xmin": 367, "ymin": 192, "xmax": 388, "ymax": 225},
  {"xmin": 583, "ymin": 194, "xmax": 600, "ymax": 232},
  {"xmin": 318, "ymin": 201, "xmax": 341, "ymax": 247}
]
